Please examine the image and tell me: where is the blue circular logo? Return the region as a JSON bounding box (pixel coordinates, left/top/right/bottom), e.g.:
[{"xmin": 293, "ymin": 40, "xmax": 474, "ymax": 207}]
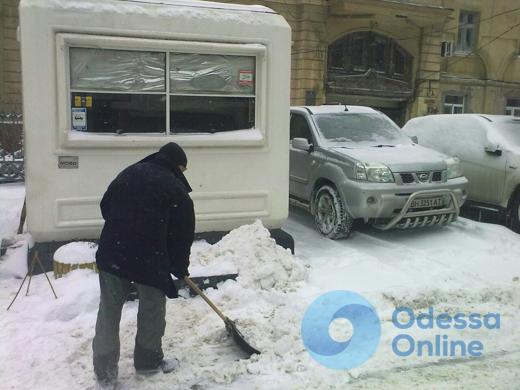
[{"xmin": 301, "ymin": 290, "xmax": 381, "ymax": 370}]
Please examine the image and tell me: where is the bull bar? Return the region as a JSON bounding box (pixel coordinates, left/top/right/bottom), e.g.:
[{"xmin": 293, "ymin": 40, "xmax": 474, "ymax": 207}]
[{"xmin": 374, "ymin": 189, "xmax": 460, "ymax": 231}]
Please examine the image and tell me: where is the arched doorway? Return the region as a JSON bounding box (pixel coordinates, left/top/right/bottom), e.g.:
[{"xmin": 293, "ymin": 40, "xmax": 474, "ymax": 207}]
[{"xmin": 326, "ymin": 32, "xmax": 413, "ymax": 126}]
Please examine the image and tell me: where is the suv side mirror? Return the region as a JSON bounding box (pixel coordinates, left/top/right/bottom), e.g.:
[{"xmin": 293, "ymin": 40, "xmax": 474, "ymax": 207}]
[
  {"xmin": 484, "ymin": 144, "xmax": 502, "ymax": 157},
  {"xmin": 410, "ymin": 135, "xmax": 418, "ymax": 144},
  {"xmin": 292, "ymin": 137, "xmax": 312, "ymax": 152}
]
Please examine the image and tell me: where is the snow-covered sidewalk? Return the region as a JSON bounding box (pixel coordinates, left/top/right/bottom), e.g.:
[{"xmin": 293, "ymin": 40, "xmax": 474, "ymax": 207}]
[
  {"xmin": 284, "ymin": 207, "xmax": 520, "ymax": 388},
  {"xmin": 0, "ymin": 185, "xmax": 519, "ymax": 389}
]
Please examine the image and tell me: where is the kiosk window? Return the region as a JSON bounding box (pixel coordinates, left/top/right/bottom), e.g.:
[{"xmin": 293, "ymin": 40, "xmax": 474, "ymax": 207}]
[
  {"xmin": 169, "ymin": 53, "xmax": 255, "ymax": 133},
  {"xmin": 69, "ymin": 48, "xmax": 256, "ymax": 134},
  {"xmin": 70, "ymin": 48, "xmax": 166, "ymax": 133}
]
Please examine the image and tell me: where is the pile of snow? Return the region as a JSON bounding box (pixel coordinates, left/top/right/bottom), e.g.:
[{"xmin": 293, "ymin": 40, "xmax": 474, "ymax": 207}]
[
  {"xmin": 0, "ymin": 183, "xmax": 25, "ymax": 243},
  {"xmin": 0, "ymin": 220, "xmax": 318, "ymax": 389},
  {"xmin": 0, "ymin": 234, "xmax": 32, "ymax": 279},
  {"xmin": 53, "ymin": 241, "xmax": 97, "ymax": 264},
  {"xmin": 0, "ymin": 183, "xmax": 28, "ymax": 279},
  {"xmin": 191, "ymin": 220, "xmax": 307, "ymax": 291}
]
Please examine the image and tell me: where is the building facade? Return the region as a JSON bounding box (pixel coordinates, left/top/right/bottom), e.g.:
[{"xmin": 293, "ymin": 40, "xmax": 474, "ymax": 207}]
[
  {"xmin": 227, "ymin": 0, "xmax": 520, "ymax": 125},
  {"xmin": 1, "ymin": 0, "xmax": 520, "ymax": 126},
  {"xmin": 0, "ymin": 0, "xmax": 21, "ymax": 114},
  {"xmin": 0, "ymin": 0, "xmax": 22, "ymax": 155}
]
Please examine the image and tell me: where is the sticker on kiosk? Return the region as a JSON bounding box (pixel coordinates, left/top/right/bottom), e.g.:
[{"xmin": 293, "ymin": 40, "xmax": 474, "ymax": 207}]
[
  {"xmin": 238, "ymin": 70, "xmax": 254, "ymax": 86},
  {"xmin": 71, "ymin": 107, "xmax": 87, "ymax": 131}
]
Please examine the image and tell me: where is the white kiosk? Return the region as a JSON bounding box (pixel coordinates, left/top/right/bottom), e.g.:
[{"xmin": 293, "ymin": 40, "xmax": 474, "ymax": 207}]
[{"xmin": 19, "ymin": 0, "xmax": 291, "ymax": 259}]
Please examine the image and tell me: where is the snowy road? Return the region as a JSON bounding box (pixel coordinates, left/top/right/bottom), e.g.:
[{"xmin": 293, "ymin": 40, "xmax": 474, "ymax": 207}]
[
  {"xmin": 1, "ymin": 185, "xmax": 519, "ymax": 389},
  {"xmin": 285, "ymin": 205, "xmax": 520, "ymax": 292},
  {"xmin": 284, "ymin": 206, "xmax": 520, "ymax": 389}
]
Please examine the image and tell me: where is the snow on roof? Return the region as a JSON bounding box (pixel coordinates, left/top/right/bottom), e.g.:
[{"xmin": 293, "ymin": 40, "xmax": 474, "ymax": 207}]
[
  {"xmin": 451, "ymin": 114, "xmax": 517, "ymax": 124},
  {"xmin": 409, "ymin": 113, "xmax": 518, "ymax": 124},
  {"xmin": 293, "ymin": 105, "xmax": 379, "ymax": 115},
  {"xmin": 20, "ymin": 0, "xmax": 278, "ymax": 19}
]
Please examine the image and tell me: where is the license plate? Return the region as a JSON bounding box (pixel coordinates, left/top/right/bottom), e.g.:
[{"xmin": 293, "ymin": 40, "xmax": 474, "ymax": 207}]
[{"xmin": 410, "ymin": 197, "xmax": 444, "ymax": 208}]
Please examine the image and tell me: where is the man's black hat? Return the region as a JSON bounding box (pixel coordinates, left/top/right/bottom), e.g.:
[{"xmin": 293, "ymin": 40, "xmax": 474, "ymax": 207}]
[
  {"xmin": 138, "ymin": 142, "xmax": 188, "ymax": 167},
  {"xmin": 137, "ymin": 142, "xmax": 192, "ymax": 192},
  {"xmin": 158, "ymin": 142, "xmax": 188, "ymax": 167}
]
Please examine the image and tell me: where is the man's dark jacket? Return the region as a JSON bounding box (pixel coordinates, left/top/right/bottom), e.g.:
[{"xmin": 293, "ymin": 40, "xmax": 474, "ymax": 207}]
[{"xmin": 96, "ymin": 153, "xmax": 195, "ymax": 298}]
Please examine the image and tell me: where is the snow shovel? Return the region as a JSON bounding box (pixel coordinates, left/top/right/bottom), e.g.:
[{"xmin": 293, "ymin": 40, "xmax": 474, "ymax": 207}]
[{"xmin": 183, "ymin": 276, "xmax": 260, "ymax": 357}]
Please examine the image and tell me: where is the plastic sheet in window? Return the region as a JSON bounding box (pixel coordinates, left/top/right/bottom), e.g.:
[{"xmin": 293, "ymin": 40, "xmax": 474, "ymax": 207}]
[
  {"xmin": 170, "ymin": 53, "xmax": 254, "ymax": 95},
  {"xmin": 70, "ymin": 48, "xmax": 166, "ymax": 92}
]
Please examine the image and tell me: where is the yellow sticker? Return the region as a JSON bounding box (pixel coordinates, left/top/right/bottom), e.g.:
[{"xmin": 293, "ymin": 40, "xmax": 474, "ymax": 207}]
[
  {"xmin": 86, "ymin": 96, "xmax": 92, "ymax": 108},
  {"xmin": 74, "ymin": 96, "xmax": 82, "ymax": 107}
]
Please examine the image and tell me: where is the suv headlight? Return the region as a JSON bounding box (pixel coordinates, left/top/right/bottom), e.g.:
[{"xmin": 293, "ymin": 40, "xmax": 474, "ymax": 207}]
[
  {"xmin": 446, "ymin": 157, "xmax": 463, "ymax": 179},
  {"xmin": 355, "ymin": 162, "xmax": 395, "ymax": 183}
]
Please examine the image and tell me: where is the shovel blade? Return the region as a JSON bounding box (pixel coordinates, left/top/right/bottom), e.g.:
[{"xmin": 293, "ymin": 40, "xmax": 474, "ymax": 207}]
[{"xmin": 224, "ymin": 318, "xmax": 260, "ymax": 357}]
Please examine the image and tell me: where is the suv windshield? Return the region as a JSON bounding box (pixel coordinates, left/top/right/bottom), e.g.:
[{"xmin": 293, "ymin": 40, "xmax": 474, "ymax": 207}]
[{"xmin": 313, "ymin": 112, "xmax": 410, "ymax": 147}]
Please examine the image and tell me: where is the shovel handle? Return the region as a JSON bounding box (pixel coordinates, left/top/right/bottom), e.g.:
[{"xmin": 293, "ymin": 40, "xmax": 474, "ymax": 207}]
[{"xmin": 184, "ymin": 276, "xmax": 227, "ymax": 323}]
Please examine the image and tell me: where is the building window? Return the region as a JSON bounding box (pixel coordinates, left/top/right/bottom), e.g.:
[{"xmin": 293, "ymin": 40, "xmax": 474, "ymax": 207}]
[
  {"xmin": 328, "ymin": 42, "xmax": 344, "ymax": 69},
  {"xmin": 443, "ymin": 95, "xmax": 465, "ymax": 114},
  {"xmin": 457, "ymin": 11, "xmax": 479, "ymax": 52},
  {"xmin": 327, "ymin": 32, "xmax": 412, "ymax": 80},
  {"xmin": 506, "ymin": 98, "xmax": 520, "ymax": 117},
  {"xmin": 351, "ymin": 37, "xmax": 367, "ymax": 72},
  {"xmin": 374, "ymin": 38, "xmax": 386, "ymax": 73},
  {"xmin": 393, "ymin": 48, "xmax": 405, "ymax": 75},
  {"xmin": 69, "ymin": 48, "xmax": 256, "ymax": 134}
]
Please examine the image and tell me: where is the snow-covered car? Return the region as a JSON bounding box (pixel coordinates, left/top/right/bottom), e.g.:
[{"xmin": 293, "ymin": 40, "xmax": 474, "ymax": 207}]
[
  {"xmin": 402, "ymin": 114, "xmax": 520, "ymax": 231},
  {"xmin": 289, "ymin": 105, "xmax": 468, "ymax": 238}
]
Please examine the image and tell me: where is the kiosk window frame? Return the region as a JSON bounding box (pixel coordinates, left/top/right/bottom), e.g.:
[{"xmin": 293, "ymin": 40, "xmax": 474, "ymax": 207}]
[{"xmin": 56, "ymin": 33, "xmax": 266, "ymax": 149}]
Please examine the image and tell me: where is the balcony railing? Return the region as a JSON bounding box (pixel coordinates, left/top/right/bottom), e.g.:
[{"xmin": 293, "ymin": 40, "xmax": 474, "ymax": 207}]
[{"xmin": 0, "ymin": 112, "xmax": 24, "ymax": 184}]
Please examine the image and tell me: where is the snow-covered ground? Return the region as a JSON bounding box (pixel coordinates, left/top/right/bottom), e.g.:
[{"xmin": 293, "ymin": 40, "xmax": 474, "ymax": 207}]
[{"xmin": 0, "ymin": 184, "xmax": 519, "ymax": 389}]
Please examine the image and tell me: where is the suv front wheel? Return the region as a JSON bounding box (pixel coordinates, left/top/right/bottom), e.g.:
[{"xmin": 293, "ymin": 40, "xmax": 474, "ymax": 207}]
[{"xmin": 313, "ymin": 185, "xmax": 353, "ymax": 239}]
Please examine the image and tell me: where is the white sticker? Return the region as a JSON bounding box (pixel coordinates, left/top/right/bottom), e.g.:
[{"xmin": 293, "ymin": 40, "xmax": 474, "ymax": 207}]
[{"xmin": 71, "ymin": 107, "xmax": 87, "ymax": 131}]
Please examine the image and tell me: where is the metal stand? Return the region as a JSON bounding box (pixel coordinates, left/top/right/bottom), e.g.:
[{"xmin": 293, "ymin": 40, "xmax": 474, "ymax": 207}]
[
  {"xmin": 17, "ymin": 198, "xmax": 26, "ymax": 235},
  {"xmin": 6, "ymin": 250, "xmax": 58, "ymax": 311}
]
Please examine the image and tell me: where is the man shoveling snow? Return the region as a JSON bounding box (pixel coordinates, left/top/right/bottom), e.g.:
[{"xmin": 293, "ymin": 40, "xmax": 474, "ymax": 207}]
[{"xmin": 92, "ymin": 143, "xmax": 194, "ymax": 388}]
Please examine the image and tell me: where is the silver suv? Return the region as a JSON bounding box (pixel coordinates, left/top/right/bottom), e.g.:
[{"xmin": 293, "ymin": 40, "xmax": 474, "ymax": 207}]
[{"xmin": 289, "ymin": 105, "xmax": 468, "ymax": 238}]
